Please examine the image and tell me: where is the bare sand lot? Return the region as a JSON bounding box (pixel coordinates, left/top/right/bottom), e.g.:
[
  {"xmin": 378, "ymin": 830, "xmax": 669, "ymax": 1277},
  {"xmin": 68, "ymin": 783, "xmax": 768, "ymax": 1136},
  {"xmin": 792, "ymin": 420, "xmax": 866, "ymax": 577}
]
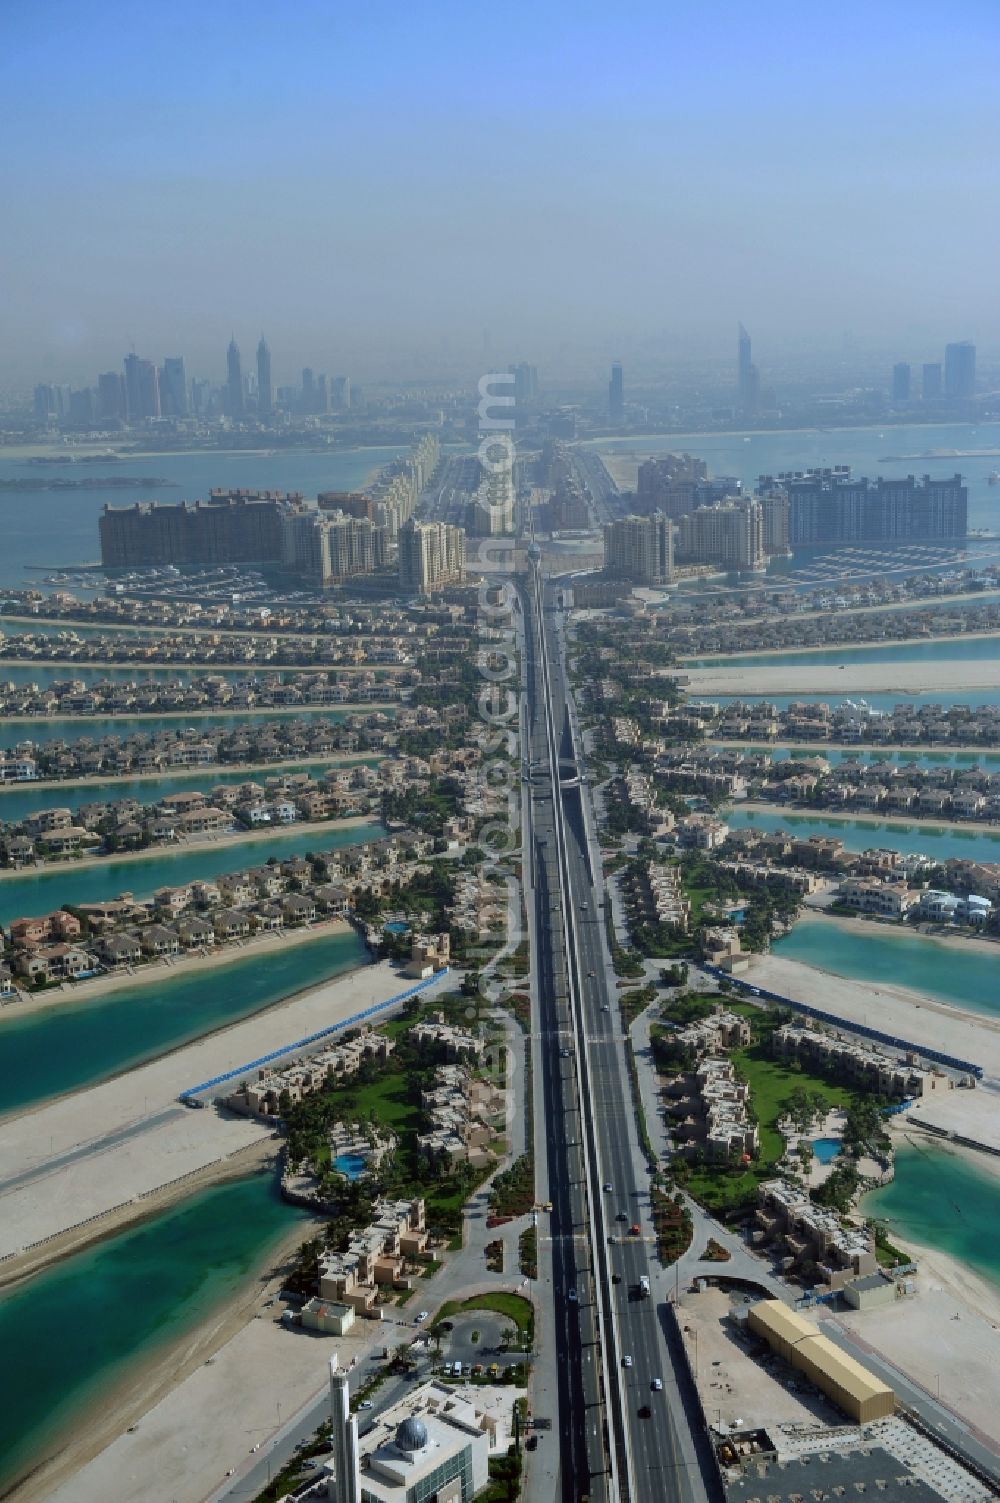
[
  {"xmin": 833, "ymin": 1248, "xmax": 1000, "ymax": 1449},
  {"xmin": 745, "ymin": 950, "xmax": 1000, "ymax": 1078},
  {"xmin": 0, "ymin": 958, "xmax": 443, "ymax": 1265},
  {"xmin": 686, "ymin": 660, "xmax": 1000, "ymax": 697}
]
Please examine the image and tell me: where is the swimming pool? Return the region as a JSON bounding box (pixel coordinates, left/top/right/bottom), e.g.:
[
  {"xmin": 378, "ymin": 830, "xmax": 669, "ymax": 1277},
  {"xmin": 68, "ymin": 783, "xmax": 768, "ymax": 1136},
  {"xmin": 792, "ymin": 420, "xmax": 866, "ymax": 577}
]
[
  {"xmin": 333, "ymin": 1152, "xmax": 368, "ymax": 1180},
  {"xmin": 384, "ymin": 921, "xmax": 410, "ymax": 935},
  {"xmin": 812, "ymin": 1137, "xmax": 841, "ymax": 1165}
]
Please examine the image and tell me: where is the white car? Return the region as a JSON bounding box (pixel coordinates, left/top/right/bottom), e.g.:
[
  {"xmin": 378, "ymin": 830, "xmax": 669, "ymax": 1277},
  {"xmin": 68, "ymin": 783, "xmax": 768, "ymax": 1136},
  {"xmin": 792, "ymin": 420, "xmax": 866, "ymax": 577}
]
[
  {"xmin": 568, "ymin": 1288, "xmax": 578, "ymax": 1302},
  {"xmin": 622, "ymin": 1354, "xmax": 633, "ymax": 1368},
  {"xmin": 416, "ymin": 1310, "xmax": 429, "ymax": 1323},
  {"xmin": 603, "ymin": 1183, "xmax": 613, "ymax": 1193},
  {"xmin": 651, "ymin": 1377, "xmax": 663, "ymax": 1391}
]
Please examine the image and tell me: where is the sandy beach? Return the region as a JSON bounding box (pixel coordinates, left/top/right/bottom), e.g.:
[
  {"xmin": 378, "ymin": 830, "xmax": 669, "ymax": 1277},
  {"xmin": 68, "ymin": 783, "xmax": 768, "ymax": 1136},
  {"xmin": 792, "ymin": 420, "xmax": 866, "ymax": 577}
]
[
  {"xmin": 0, "ymin": 811, "xmax": 377, "ymax": 885},
  {"xmin": 0, "ymin": 956, "xmax": 448, "ymax": 1263},
  {"xmin": 6, "ymin": 1207, "xmax": 328, "ymax": 1503},
  {"xmin": 686, "ymin": 659, "xmax": 1000, "ymax": 696},
  {"xmin": 745, "ymin": 949, "xmax": 1000, "ymax": 1078}
]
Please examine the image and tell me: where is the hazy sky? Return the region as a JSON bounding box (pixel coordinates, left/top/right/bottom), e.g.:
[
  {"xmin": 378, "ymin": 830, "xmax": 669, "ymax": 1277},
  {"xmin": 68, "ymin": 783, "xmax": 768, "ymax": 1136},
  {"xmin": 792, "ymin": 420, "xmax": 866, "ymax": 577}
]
[{"xmin": 4, "ymin": 0, "xmax": 999, "ymax": 386}]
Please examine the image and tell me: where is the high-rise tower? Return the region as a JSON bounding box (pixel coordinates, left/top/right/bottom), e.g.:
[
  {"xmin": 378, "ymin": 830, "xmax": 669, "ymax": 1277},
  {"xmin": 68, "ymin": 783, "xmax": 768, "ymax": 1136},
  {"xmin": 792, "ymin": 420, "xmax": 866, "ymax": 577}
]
[
  {"xmin": 738, "ymin": 323, "xmax": 759, "ymax": 415},
  {"xmin": 256, "ymin": 336, "xmax": 273, "ymax": 414},
  {"xmin": 944, "ymin": 341, "xmax": 976, "ymax": 401},
  {"xmin": 608, "ymin": 361, "xmax": 624, "ymax": 423},
  {"xmin": 226, "ymin": 337, "xmax": 244, "ymax": 416}
]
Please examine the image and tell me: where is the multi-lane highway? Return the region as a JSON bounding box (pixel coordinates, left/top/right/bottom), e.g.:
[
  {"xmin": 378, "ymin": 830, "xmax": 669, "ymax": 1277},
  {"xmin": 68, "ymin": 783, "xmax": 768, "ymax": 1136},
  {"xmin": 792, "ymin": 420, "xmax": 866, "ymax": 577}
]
[{"xmin": 522, "ymin": 564, "xmax": 714, "ymax": 1503}]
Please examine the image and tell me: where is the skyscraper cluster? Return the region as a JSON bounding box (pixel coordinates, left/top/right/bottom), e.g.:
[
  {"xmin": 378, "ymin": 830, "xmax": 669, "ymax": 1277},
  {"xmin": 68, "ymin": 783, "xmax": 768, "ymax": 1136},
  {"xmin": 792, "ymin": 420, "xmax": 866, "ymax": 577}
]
[{"xmin": 891, "ymin": 342, "xmax": 976, "ymax": 404}]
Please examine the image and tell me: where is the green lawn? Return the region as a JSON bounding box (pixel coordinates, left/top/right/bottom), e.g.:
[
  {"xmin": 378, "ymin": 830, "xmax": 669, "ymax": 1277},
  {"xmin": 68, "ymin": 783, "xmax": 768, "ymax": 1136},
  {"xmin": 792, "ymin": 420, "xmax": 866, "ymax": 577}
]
[
  {"xmin": 433, "ymin": 1292, "xmax": 534, "ymax": 1339},
  {"xmin": 680, "ymin": 1044, "xmax": 864, "ymax": 1215}
]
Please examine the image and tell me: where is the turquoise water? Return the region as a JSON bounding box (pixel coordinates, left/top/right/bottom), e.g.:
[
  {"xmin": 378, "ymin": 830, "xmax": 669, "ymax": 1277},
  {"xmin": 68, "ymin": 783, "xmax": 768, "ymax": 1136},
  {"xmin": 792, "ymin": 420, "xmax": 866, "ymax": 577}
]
[
  {"xmin": 726, "ymin": 805, "xmax": 1000, "ymax": 862},
  {"xmin": 865, "ymin": 1143, "xmax": 1000, "ymax": 1292},
  {"xmin": 744, "ymin": 744, "xmax": 1000, "ymax": 770},
  {"xmin": 0, "ymin": 817, "xmax": 380, "ymax": 925},
  {"xmin": 0, "ymin": 926, "xmax": 367, "ymax": 1113},
  {"xmin": 0, "ymin": 446, "xmax": 406, "ymax": 588},
  {"xmin": 713, "ymin": 689, "xmax": 1000, "ymax": 712},
  {"xmin": 384, "ymin": 920, "xmax": 409, "ymax": 934},
  {"xmin": 0, "ymin": 757, "xmax": 380, "ymax": 825},
  {"xmin": 0, "ymin": 705, "xmax": 369, "ymax": 752},
  {"xmin": 812, "ymin": 1137, "xmax": 841, "ymax": 1164},
  {"xmin": 0, "ymin": 1172, "xmax": 306, "ymax": 1495},
  {"xmin": 773, "ymin": 916, "xmax": 1000, "ymax": 1017},
  {"xmin": 334, "ymin": 1152, "xmax": 368, "ymax": 1180},
  {"xmin": 588, "ymin": 420, "xmax": 1000, "ymax": 534},
  {"xmin": 686, "ymin": 633, "xmax": 1000, "ymax": 669}
]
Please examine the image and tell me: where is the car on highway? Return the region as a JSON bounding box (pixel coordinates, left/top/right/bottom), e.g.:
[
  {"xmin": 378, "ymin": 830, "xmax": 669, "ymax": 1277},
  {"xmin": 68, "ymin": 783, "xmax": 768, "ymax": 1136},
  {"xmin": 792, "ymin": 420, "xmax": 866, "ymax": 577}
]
[
  {"xmin": 651, "ymin": 1377, "xmax": 663, "ymax": 1391},
  {"xmin": 622, "ymin": 1354, "xmax": 633, "ymax": 1368},
  {"xmin": 588, "ymin": 969, "xmax": 596, "ymax": 977},
  {"xmin": 416, "ymin": 1310, "xmax": 429, "ymax": 1323},
  {"xmin": 601, "ymin": 1003, "xmax": 610, "ymax": 1012},
  {"xmin": 359, "ymin": 1400, "xmax": 373, "ymax": 1409},
  {"xmin": 560, "ymin": 1047, "xmax": 570, "ymax": 1058},
  {"xmin": 603, "ymin": 1182, "xmax": 613, "ymax": 1192},
  {"xmin": 568, "ymin": 1288, "xmax": 578, "ymax": 1302},
  {"xmin": 638, "ymin": 1404, "xmax": 652, "ymax": 1418},
  {"xmin": 629, "ymin": 1223, "xmax": 641, "ymax": 1236},
  {"xmin": 580, "ymin": 901, "xmax": 588, "ymax": 910},
  {"xmin": 616, "ymin": 1210, "xmax": 628, "ymax": 1222}
]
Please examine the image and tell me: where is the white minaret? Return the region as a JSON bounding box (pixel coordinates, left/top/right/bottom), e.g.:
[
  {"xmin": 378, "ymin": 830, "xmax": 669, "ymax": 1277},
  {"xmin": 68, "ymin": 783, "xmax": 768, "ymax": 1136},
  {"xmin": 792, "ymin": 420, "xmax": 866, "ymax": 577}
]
[{"xmin": 328, "ymin": 1356, "xmax": 360, "ymax": 1503}]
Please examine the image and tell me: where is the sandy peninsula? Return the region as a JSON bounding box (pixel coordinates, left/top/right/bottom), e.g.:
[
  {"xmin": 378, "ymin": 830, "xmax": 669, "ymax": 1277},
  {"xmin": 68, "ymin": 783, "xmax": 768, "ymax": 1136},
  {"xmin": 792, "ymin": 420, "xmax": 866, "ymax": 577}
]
[
  {"xmin": 681, "ymin": 628, "xmax": 1000, "ymax": 666},
  {"xmin": 685, "ymin": 659, "xmax": 1000, "ymax": 697},
  {"xmin": 745, "ymin": 948, "xmax": 1000, "ymax": 1078},
  {"xmin": 0, "ymin": 957, "xmax": 448, "ymax": 1265}
]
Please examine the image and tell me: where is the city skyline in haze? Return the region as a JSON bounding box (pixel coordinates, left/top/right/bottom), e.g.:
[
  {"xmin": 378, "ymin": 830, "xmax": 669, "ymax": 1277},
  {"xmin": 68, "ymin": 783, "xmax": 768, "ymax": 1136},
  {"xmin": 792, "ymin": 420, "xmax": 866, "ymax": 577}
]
[{"xmin": 4, "ymin": 0, "xmax": 999, "ymax": 386}]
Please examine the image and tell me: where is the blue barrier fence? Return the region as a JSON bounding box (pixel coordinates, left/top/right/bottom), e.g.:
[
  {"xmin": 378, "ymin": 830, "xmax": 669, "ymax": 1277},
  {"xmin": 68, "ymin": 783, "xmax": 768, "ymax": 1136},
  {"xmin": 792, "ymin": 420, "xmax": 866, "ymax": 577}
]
[
  {"xmin": 702, "ymin": 964, "xmax": 983, "ymax": 1079},
  {"xmin": 178, "ymin": 968, "xmax": 450, "ymax": 1103}
]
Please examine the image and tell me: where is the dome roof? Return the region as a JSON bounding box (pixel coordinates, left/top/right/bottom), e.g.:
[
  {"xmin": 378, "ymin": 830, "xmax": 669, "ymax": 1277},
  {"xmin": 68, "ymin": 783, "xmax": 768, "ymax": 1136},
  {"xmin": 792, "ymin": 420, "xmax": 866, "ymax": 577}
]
[{"xmin": 396, "ymin": 1416, "xmax": 429, "ymax": 1453}]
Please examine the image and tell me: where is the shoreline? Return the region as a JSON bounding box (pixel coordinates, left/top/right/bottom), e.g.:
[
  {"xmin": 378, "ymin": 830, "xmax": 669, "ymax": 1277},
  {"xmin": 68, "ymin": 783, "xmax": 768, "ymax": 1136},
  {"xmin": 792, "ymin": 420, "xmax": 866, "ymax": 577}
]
[
  {"xmin": 685, "ymin": 657, "xmax": 1000, "ymax": 697},
  {"xmin": 0, "ymin": 751, "xmax": 378, "ymax": 796},
  {"xmin": 745, "ymin": 948, "xmax": 1000, "ymax": 1077},
  {"xmin": 2, "ymin": 1180, "xmax": 320, "ymax": 1503},
  {"xmin": 807, "ymin": 907, "xmax": 1000, "ymax": 958},
  {"xmin": 680, "ymin": 626, "xmax": 1000, "ymax": 665},
  {"xmin": 0, "ymin": 1138, "xmax": 281, "ymax": 1295},
  {"xmin": 0, "ymin": 612, "xmax": 408, "ymax": 645},
  {"xmin": 0, "ymin": 701, "xmax": 395, "ymax": 725},
  {"xmin": 734, "ymin": 796, "xmax": 1000, "ymax": 839},
  {"xmin": 0, "ymin": 810, "xmax": 377, "ymax": 884},
  {"xmin": 0, "ymin": 915, "xmax": 360, "ymax": 1019},
  {"xmin": 0, "ymin": 655, "xmax": 405, "ymax": 675},
  {"xmin": 710, "ymin": 737, "xmax": 1000, "ymax": 757}
]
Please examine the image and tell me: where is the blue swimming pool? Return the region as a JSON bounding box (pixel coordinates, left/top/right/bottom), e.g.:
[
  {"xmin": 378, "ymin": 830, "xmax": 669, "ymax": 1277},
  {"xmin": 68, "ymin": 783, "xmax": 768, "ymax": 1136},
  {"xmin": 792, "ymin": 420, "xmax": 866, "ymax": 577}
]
[
  {"xmin": 812, "ymin": 1137, "xmax": 841, "ymax": 1164},
  {"xmin": 333, "ymin": 1152, "xmax": 368, "ymax": 1180},
  {"xmin": 384, "ymin": 921, "xmax": 410, "ymax": 935}
]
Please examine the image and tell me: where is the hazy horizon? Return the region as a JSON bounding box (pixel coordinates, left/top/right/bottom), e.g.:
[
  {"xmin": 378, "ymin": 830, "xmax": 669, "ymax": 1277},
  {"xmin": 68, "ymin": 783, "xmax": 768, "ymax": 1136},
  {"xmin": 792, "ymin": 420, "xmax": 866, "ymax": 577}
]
[{"xmin": 5, "ymin": 0, "xmax": 1000, "ymax": 388}]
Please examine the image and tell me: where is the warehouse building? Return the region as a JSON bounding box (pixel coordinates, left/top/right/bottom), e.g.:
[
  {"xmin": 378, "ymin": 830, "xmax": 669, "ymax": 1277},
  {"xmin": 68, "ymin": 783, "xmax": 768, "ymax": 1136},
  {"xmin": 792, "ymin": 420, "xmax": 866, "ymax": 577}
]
[{"xmin": 747, "ymin": 1300, "xmax": 895, "ymax": 1423}]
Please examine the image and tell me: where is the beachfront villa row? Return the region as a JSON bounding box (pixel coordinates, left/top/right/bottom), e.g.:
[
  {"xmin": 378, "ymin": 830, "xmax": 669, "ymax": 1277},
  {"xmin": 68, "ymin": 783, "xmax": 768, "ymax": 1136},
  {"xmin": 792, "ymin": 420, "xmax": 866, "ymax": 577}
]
[
  {"xmin": 685, "ymin": 698, "xmax": 1000, "ymax": 748},
  {"xmin": 836, "ymin": 875, "xmax": 993, "ymax": 926},
  {"xmin": 754, "ymin": 1179, "xmax": 877, "ymax": 1291},
  {"xmin": 773, "ymin": 1023, "xmax": 931, "ymax": 1098},
  {"xmin": 672, "ymin": 1007, "xmax": 753, "ymax": 1056},
  {"xmin": 318, "ymin": 1197, "xmax": 430, "ymax": 1314},
  {"xmin": 0, "ymin": 702, "xmax": 454, "ymax": 783}
]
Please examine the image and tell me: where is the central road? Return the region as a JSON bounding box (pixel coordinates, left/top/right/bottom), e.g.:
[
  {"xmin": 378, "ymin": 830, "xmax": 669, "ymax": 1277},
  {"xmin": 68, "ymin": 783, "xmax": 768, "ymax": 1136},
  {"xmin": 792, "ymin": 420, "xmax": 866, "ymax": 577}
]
[{"xmin": 522, "ymin": 562, "xmax": 715, "ymax": 1502}]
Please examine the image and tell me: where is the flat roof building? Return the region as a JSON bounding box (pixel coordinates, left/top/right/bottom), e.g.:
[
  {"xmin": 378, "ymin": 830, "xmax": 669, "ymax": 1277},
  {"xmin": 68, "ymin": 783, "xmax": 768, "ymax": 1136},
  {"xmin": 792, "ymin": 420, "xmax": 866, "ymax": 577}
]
[{"xmin": 747, "ymin": 1300, "xmax": 895, "ymax": 1423}]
